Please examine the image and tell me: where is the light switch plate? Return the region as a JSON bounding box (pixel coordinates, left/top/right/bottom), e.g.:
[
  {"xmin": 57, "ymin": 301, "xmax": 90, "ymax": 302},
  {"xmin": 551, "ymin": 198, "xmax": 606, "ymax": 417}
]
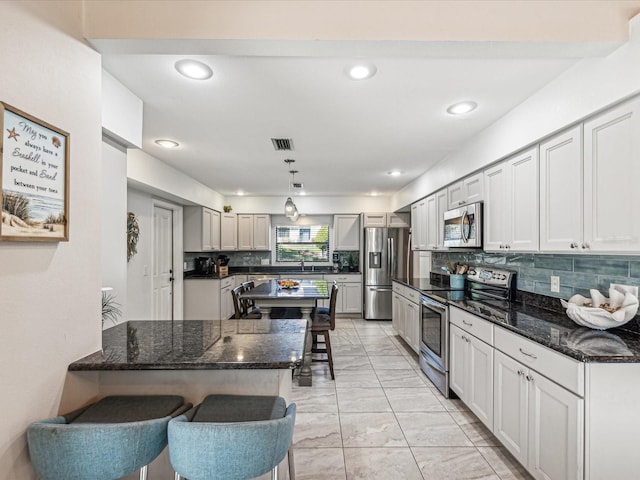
[
  {"xmin": 550, "ymin": 275, "xmax": 560, "ymax": 293},
  {"xmin": 261, "ymin": 258, "xmax": 270, "ymax": 265}
]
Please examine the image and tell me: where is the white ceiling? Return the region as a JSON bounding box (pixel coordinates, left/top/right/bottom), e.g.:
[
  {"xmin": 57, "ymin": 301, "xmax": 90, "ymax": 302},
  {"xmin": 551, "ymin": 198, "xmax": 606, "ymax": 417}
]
[{"xmin": 99, "ymin": 42, "xmax": 615, "ymax": 198}]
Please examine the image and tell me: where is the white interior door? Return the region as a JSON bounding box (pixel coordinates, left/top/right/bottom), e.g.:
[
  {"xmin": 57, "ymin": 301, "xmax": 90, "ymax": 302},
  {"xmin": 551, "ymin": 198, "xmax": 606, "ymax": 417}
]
[{"xmin": 153, "ymin": 205, "xmax": 173, "ymax": 320}]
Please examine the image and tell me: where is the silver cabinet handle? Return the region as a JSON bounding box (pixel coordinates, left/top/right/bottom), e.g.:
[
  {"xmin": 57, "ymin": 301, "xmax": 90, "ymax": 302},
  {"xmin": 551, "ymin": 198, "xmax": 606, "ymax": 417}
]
[
  {"xmin": 582, "ymin": 243, "xmax": 590, "ymax": 250},
  {"xmin": 526, "ymin": 374, "xmax": 534, "ymax": 382},
  {"xmin": 519, "ymin": 348, "xmax": 537, "ymax": 359},
  {"xmin": 462, "ymin": 320, "xmax": 473, "ymax": 327},
  {"xmin": 517, "ymin": 369, "xmax": 524, "ymax": 376},
  {"xmin": 505, "ymin": 244, "xmax": 511, "ymax": 249},
  {"xmin": 570, "ymin": 242, "xmax": 578, "ymax": 249}
]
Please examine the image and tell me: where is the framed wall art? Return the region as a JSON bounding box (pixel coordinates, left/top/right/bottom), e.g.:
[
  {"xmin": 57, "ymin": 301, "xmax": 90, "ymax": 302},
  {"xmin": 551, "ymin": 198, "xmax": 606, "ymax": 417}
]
[{"xmin": 0, "ymin": 102, "xmax": 69, "ymax": 241}]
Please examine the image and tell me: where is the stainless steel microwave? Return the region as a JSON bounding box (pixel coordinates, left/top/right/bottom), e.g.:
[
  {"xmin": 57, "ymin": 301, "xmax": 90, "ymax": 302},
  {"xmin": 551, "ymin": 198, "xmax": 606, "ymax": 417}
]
[{"xmin": 442, "ymin": 202, "xmax": 482, "ymax": 248}]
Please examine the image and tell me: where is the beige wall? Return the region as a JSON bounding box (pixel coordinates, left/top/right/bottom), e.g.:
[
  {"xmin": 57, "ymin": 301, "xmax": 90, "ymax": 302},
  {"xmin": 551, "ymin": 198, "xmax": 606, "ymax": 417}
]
[{"xmin": 0, "ymin": 2, "xmax": 102, "ymax": 478}]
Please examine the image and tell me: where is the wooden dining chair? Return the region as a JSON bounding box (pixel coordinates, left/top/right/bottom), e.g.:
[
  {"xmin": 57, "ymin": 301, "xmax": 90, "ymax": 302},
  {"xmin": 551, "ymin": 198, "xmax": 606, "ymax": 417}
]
[
  {"xmin": 231, "ymin": 286, "xmax": 261, "ymax": 319},
  {"xmin": 311, "ymin": 282, "xmax": 338, "ymax": 379}
]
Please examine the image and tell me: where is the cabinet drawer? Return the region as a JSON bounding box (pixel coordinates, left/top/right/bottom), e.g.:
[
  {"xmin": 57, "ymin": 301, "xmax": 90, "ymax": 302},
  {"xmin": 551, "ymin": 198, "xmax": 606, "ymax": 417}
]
[
  {"xmin": 392, "ymin": 282, "xmax": 403, "ymax": 294},
  {"xmin": 450, "ymin": 306, "xmax": 494, "ymax": 345},
  {"xmin": 404, "ymin": 288, "xmax": 420, "ymax": 304},
  {"xmin": 495, "ymin": 326, "xmax": 584, "ymax": 396},
  {"xmin": 220, "ymin": 277, "xmax": 233, "ymax": 289},
  {"xmin": 324, "ymin": 274, "xmax": 361, "ymax": 283}
]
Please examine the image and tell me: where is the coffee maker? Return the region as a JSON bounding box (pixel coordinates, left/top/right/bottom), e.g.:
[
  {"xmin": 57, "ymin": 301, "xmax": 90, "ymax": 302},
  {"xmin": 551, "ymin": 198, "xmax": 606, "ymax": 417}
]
[
  {"xmin": 332, "ymin": 252, "xmax": 340, "ymax": 273},
  {"xmin": 195, "ymin": 257, "xmax": 214, "ymax": 275}
]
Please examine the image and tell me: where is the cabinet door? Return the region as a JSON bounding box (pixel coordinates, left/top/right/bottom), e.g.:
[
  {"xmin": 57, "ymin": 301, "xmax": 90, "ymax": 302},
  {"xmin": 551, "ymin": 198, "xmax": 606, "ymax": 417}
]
[
  {"xmin": 584, "ymin": 97, "xmax": 640, "ymax": 252},
  {"xmin": 484, "ymin": 162, "xmax": 509, "ymax": 251},
  {"xmin": 468, "ymin": 336, "xmax": 494, "ymax": 430},
  {"xmin": 220, "ymin": 213, "xmax": 237, "ymax": 250},
  {"xmin": 464, "ymin": 172, "xmax": 484, "ymax": 205},
  {"xmin": 253, "ymin": 214, "xmax": 271, "ymax": 250},
  {"xmin": 508, "ymin": 147, "xmax": 539, "ymax": 251},
  {"xmin": 221, "ymin": 285, "xmax": 233, "ymax": 319},
  {"xmin": 202, "ymin": 208, "xmax": 214, "ymax": 250},
  {"xmin": 334, "ymin": 215, "xmax": 360, "ymax": 250},
  {"xmin": 539, "ymin": 127, "xmax": 583, "ymax": 252},
  {"xmin": 425, "ymin": 194, "xmax": 438, "ymax": 250},
  {"xmin": 449, "ymin": 324, "xmax": 468, "ymax": 399},
  {"xmin": 342, "ymin": 282, "xmax": 362, "ymax": 314},
  {"xmin": 435, "ymin": 189, "xmax": 447, "ymax": 249},
  {"xmin": 237, "ymin": 214, "xmax": 254, "ymax": 250},
  {"xmin": 411, "ymin": 203, "xmax": 421, "ymax": 250},
  {"xmin": 528, "ymin": 372, "xmax": 584, "ymax": 480},
  {"xmin": 388, "ymin": 212, "xmax": 410, "ymax": 228},
  {"xmin": 210, "ymin": 209, "xmax": 221, "ymax": 250},
  {"xmin": 404, "ymin": 300, "xmax": 420, "ymax": 353},
  {"xmin": 494, "ymin": 351, "xmax": 528, "ymax": 467},
  {"xmin": 447, "ymin": 181, "xmax": 465, "ymax": 210},
  {"xmin": 364, "ymin": 213, "xmax": 387, "ymax": 227},
  {"xmin": 392, "ymin": 293, "xmax": 405, "ymax": 337}
]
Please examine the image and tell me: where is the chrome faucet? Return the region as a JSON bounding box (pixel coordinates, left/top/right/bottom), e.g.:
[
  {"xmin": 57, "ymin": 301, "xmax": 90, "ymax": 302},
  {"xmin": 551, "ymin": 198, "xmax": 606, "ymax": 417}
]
[{"xmin": 299, "ymin": 259, "xmax": 305, "ymax": 271}]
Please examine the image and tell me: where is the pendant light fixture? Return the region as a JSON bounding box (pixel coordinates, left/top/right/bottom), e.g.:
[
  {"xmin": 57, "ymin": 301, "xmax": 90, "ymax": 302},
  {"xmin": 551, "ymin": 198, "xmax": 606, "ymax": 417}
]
[{"xmin": 284, "ymin": 159, "xmax": 299, "ymax": 221}]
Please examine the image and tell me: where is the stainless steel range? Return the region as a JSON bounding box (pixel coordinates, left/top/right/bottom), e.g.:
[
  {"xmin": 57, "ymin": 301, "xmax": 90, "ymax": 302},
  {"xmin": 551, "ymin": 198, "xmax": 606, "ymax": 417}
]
[{"xmin": 418, "ymin": 267, "xmax": 516, "ymax": 397}]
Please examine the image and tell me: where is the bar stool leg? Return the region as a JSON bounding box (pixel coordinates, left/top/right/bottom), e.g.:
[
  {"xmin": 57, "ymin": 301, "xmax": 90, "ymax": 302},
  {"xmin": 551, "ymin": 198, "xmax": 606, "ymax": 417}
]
[
  {"xmin": 139, "ymin": 465, "xmax": 148, "ymax": 480},
  {"xmin": 288, "ymin": 446, "xmax": 296, "ymax": 480},
  {"xmin": 271, "ymin": 463, "xmax": 278, "ymax": 480},
  {"xmin": 174, "ymin": 473, "xmax": 182, "ymax": 480}
]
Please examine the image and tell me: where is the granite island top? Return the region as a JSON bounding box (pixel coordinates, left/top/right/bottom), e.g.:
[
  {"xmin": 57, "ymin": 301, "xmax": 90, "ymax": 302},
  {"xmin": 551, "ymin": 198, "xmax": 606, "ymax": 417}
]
[
  {"xmin": 69, "ymin": 319, "xmax": 307, "ymax": 371},
  {"xmin": 184, "ymin": 267, "xmax": 361, "ymax": 279},
  {"xmin": 393, "ymin": 276, "xmax": 640, "ymax": 363}
]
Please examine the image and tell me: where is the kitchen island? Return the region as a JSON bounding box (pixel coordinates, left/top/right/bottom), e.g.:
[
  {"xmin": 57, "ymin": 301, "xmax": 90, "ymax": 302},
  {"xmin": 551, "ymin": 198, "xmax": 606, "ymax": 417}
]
[{"xmin": 68, "ymin": 319, "xmax": 306, "ymax": 479}]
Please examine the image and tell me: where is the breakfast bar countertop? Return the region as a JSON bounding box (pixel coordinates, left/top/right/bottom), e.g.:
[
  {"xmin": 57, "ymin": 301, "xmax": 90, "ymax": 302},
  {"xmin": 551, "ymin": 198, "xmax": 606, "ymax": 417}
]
[{"xmin": 69, "ymin": 319, "xmax": 307, "ymax": 371}]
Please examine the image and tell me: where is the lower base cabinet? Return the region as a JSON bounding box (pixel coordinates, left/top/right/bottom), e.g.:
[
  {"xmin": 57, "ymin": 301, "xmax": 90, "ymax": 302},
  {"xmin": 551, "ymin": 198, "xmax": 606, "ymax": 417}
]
[
  {"xmin": 324, "ymin": 274, "xmax": 362, "ymax": 315},
  {"xmin": 494, "ymin": 350, "xmax": 584, "ymax": 480},
  {"xmin": 391, "ymin": 282, "xmax": 420, "ymax": 353}
]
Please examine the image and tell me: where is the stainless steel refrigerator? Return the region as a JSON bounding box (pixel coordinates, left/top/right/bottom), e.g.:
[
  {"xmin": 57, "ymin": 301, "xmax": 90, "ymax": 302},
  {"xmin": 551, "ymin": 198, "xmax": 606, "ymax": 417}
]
[{"xmin": 364, "ymin": 227, "xmax": 411, "ymax": 320}]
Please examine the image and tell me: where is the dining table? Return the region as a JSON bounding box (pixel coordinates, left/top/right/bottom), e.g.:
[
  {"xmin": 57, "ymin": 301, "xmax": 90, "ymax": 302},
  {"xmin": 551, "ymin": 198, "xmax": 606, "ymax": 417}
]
[{"xmin": 240, "ymin": 278, "xmax": 330, "ymax": 386}]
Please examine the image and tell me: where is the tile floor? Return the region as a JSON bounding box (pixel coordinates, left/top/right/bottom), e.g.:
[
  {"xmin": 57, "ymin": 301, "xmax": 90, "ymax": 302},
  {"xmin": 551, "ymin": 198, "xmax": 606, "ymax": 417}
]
[{"xmin": 288, "ymin": 318, "xmax": 533, "ymax": 480}]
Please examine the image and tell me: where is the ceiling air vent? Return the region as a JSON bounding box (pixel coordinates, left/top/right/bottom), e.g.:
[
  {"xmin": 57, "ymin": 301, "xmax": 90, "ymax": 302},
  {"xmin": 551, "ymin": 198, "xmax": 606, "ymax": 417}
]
[
  {"xmin": 271, "ymin": 138, "xmax": 294, "ymax": 151},
  {"xmin": 292, "ymin": 183, "xmax": 303, "ymax": 189}
]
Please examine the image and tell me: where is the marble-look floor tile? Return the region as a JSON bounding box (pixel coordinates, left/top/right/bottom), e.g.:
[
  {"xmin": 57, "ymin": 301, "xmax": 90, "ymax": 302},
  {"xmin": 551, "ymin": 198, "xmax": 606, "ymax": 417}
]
[
  {"xmin": 411, "ymin": 446, "xmax": 499, "ymax": 479},
  {"xmin": 340, "ymin": 412, "xmax": 407, "ymax": 447},
  {"xmin": 343, "ymin": 447, "xmax": 423, "ymax": 480},
  {"xmin": 332, "ymin": 355, "xmax": 373, "ymax": 371},
  {"xmin": 362, "ymin": 343, "xmax": 402, "ymax": 355},
  {"xmin": 293, "ymin": 412, "xmax": 342, "ymax": 448},
  {"xmin": 396, "ymin": 412, "xmax": 474, "ymax": 447},
  {"xmin": 332, "ymin": 344, "xmax": 367, "ymax": 356},
  {"xmin": 477, "ymin": 447, "xmax": 533, "ymax": 480},
  {"xmin": 369, "ymin": 355, "xmax": 413, "ymax": 370},
  {"xmin": 290, "ymin": 387, "xmax": 338, "ymax": 413},
  {"xmin": 334, "ymin": 370, "xmax": 381, "ymax": 388},
  {"xmin": 438, "ymin": 396, "xmax": 471, "ymax": 412},
  {"xmin": 375, "ymin": 369, "xmax": 429, "ymax": 388},
  {"xmin": 336, "ymin": 387, "xmax": 392, "ymax": 412},
  {"xmin": 450, "ymin": 410, "xmax": 501, "ymax": 446},
  {"xmin": 384, "ymin": 387, "xmax": 446, "ymax": 412},
  {"xmin": 293, "ymin": 447, "xmax": 346, "ymax": 480}
]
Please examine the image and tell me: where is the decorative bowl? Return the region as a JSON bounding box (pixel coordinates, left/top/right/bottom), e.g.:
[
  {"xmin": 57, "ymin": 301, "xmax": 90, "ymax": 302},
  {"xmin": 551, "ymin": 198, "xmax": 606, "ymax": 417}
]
[
  {"xmin": 277, "ymin": 279, "xmax": 299, "ymax": 289},
  {"xmin": 561, "ymin": 286, "xmax": 638, "ymax": 330}
]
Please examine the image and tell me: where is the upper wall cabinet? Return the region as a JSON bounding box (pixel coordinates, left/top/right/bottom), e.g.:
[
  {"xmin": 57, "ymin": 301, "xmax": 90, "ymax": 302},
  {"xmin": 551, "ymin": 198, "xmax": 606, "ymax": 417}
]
[
  {"xmin": 334, "ymin": 214, "xmax": 360, "ymax": 250},
  {"xmin": 237, "ymin": 214, "xmax": 271, "ymax": 250},
  {"xmin": 363, "ymin": 212, "xmax": 410, "ymax": 228},
  {"xmin": 447, "ymin": 172, "xmax": 484, "ymax": 209},
  {"xmin": 411, "ymin": 199, "xmax": 427, "ymax": 250},
  {"xmin": 484, "ymin": 147, "xmax": 539, "ymax": 252},
  {"xmin": 184, "ymin": 206, "xmax": 220, "ymax": 252},
  {"xmin": 220, "ymin": 213, "xmax": 238, "ymax": 250},
  {"xmin": 539, "ymin": 126, "xmax": 583, "ymax": 252},
  {"xmin": 426, "ymin": 189, "xmax": 447, "ymax": 250},
  {"xmin": 583, "ymin": 97, "xmax": 640, "ymax": 252}
]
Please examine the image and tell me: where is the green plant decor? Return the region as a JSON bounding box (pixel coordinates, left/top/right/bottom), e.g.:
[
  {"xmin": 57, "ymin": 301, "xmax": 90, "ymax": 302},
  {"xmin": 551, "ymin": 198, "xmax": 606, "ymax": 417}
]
[
  {"xmin": 127, "ymin": 212, "xmax": 139, "ymax": 262},
  {"xmin": 102, "ymin": 290, "xmax": 122, "ymax": 327}
]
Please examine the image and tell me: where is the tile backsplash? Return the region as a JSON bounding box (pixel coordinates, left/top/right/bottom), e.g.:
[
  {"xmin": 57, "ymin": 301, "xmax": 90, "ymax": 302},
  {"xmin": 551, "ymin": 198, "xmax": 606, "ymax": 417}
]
[{"xmin": 432, "ymin": 252, "xmax": 640, "ymax": 299}]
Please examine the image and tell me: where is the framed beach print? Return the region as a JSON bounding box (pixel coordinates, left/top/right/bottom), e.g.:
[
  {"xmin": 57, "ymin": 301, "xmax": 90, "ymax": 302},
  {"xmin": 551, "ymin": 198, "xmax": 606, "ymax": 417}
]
[{"xmin": 0, "ymin": 102, "xmax": 69, "ymax": 241}]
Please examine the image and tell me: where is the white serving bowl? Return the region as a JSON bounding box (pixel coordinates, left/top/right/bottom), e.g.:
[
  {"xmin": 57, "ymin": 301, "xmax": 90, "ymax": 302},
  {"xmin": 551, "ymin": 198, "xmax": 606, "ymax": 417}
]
[{"xmin": 561, "ymin": 287, "xmax": 638, "ymax": 330}]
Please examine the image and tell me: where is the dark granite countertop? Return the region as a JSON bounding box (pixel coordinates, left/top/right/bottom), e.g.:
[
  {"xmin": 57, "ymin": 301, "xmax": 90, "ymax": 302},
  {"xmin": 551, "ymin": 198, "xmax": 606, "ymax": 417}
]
[
  {"xmin": 393, "ymin": 276, "xmax": 640, "ymax": 363},
  {"xmin": 184, "ymin": 268, "xmax": 361, "ymax": 279},
  {"xmin": 69, "ymin": 319, "xmax": 307, "ymax": 371}
]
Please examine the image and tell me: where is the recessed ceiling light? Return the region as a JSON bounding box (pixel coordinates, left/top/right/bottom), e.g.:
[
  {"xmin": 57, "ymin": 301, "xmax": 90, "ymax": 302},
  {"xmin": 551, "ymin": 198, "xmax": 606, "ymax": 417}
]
[
  {"xmin": 237, "ymin": 190, "xmax": 244, "ymax": 196},
  {"xmin": 175, "ymin": 59, "xmax": 213, "ymax": 80},
  {"xmin": 370, "ymin": 191, "xmax": 378, "ymax": 196},
  {"xmin": 447, "ymin": 101, "xmax": 478, "ymax": 115},
  {"xmin": 155, "ymin": 139, "xmax": 179, "ymax": 148},
  {"xmin": 299, "ymin": 191, "xmax": 306, "ymax": 196},
  {"xmin": 348, "ymin": 63, "xmax": 377, "ymax": 80},
  {"xmin": 387, "ymin": 170, "xmax": 403, "ymax": 177}
]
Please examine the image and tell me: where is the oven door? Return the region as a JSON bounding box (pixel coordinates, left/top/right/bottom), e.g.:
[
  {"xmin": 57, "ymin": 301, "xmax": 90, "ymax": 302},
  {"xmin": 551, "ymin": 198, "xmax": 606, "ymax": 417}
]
[{"xmin": 419, "ymin": 295, "xmax": 449, "ymax": 370}]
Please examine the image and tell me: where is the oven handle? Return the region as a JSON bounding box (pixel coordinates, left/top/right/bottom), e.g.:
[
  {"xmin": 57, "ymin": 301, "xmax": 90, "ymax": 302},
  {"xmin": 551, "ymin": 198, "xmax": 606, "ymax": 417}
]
[{"xmin": 420, "ymin": 296, "xmax": 447, "ymax": 314}]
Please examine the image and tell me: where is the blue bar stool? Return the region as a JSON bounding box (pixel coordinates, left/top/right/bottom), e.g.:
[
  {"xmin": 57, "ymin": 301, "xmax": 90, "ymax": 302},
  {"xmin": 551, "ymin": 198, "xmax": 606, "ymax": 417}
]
[
  {"xmin": 27, "ymin": 395, "xmax": 190, "ymax": 480},
  {"xmin": 168, "ymin": 394, "xmax": 296, "ymax": 480}
]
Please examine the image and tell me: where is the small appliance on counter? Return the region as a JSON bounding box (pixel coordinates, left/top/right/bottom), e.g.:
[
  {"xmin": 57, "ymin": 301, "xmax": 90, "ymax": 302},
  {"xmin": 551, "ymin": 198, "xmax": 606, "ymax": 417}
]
[
  {"xmin": 195, "ymin": 257, "xmax": 215, "ymax": 275},
  {"xmin": 332, "ymin": 252, "xmax": 341, "ymax": 273}
]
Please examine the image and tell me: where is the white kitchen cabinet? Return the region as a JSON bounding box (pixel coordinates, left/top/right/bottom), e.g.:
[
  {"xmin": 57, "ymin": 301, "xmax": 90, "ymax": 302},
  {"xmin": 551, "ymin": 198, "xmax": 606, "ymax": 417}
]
[
  {"xmin": 391, "ymin": 281, "xmax": 420, "ymax": 353},
  {"xmin": 334, "ymin": 214, "xmax": 360, "ymax": 250},
  {"xmin": 325, "ymin": 274, "xmax": 362, "ymax": 314},
  {"xmin": 410, "ymin": 200, "xmax": 427, "ymax": 250},
  {"xmin": 220, "ymin": 281, "xmax": 234, "ymax": 320},
  {"xmin": 583, "ymin": 97, "xmax": 640, "ymax": 252},
  {"xmin": 447, "ymin": 172, "xmax": 484, "ymax": 209},
  {"xmin": 494, "ymin": 350, "xmax": 583, "ymax": 480},
  {"xmin": 220, "ymin": 213, "xmax": 237, "ymax": 250},
  {"xmin": 449, "ymin": 313, "xmax": 494, "ymax": 430},
  {"xmin": 183, "ymin": 206, "xmax": 220, "ymax": 251},
  {"xmin": 423, "ymin": 189, "xmax": 447, "ymax": 251},
  {"xmin": 185, "ymin": 277, "xmax": 234, "ymax": 320},
  {"xmin": 363, "ymin": 212, "xmax": 410, "ymax": 228},
  {"xmin": 539, "ymin": 126, "xmax": 583, "ymax": 252},
  {"xmin": 484, "ymin": 147, "xmax": 539, "ymax": 252},
  {"xmin": 237, "ymin": 214, "xmax": 271, "ymax": 250}
]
